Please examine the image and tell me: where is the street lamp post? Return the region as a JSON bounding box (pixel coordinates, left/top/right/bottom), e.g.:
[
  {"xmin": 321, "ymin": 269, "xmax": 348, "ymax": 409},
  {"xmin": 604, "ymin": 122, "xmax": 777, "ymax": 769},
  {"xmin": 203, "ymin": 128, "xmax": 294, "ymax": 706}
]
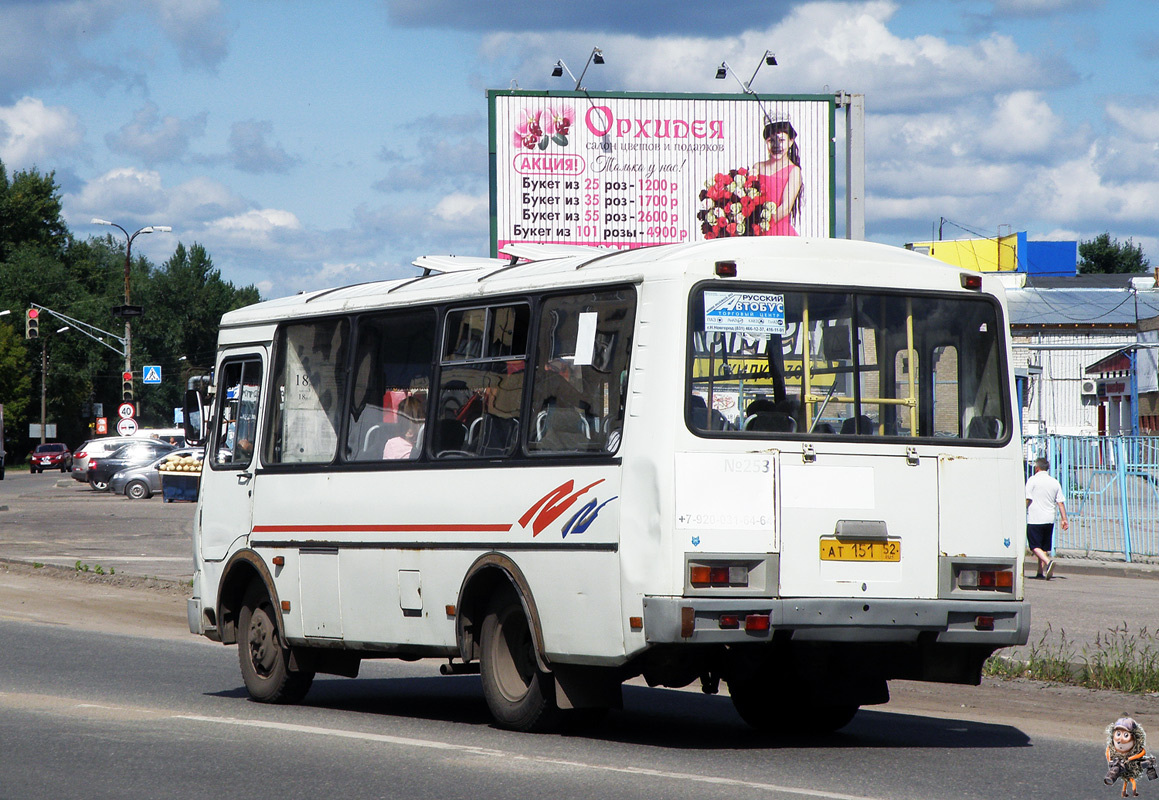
[
  {"xmin": 40, "ymin": 326, "xmax": 70, "ymax": 445},
  {"xmin": 90, "ymin": 219, "xmax": 172, "ymax": 379}
]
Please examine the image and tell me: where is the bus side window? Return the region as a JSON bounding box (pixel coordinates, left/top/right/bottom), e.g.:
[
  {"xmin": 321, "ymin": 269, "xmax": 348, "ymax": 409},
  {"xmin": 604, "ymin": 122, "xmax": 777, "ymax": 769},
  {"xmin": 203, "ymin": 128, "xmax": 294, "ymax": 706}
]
[
  {"xmin": 212, "ymin": 359, "xmax": 262, "ymax": 468},
  {"xmin": 435, "ymin": 304, "xmax": 528, "ymax": 459},
  {"xmin": 528, "ymin": 288, "xmax": 636, "ymax": 455},
  {"xmin": 265, "ymin": 319, "xmax": 349, "ymax": 465},
  {"xmin": 344, "ymin": 309, "xmax": 435, "ymax": 462}
]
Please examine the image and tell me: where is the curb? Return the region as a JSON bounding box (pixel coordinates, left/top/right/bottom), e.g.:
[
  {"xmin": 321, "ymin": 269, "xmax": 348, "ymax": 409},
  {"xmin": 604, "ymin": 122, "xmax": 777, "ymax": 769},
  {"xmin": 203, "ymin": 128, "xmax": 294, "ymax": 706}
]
[{"xmin": 1024, "ymin": 558, "xmax": 1159, "ymax": 581}]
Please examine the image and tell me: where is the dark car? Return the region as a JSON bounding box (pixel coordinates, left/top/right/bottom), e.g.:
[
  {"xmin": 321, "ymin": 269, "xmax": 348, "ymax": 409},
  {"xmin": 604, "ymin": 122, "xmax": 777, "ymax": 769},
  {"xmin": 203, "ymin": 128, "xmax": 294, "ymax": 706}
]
[
  {"xmin": 30, "ymin": 442, "xmax": 72, "ymax": 473},
  {"xmin": 86, "ymin": 440, "xmax": 176, "ymax": 491}
]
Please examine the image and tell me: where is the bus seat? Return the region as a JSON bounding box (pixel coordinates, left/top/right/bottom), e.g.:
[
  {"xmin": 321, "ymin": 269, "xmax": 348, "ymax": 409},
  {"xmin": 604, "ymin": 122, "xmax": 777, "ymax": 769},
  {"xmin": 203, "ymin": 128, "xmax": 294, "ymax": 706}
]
[
  {"xmin": 538, "ymin": 407, "xmax": 590, "ymax": 451},
  {"xmin": 475, "ymin": 414, "xmax": 519, "ymax": 456},
  {"xmin": 435, "ymin": 419, "xmax": 467, "ymax": 454},
  {"xmin": 690, "ymin": 395, "xmax": 709, "ymax": 429},
  {"xmin": 840, "ymin": 415, "xmax": 875, "ymax": 435},
  {"xmin": 745, "ymin": 412, "xmax": 796, "ymax": 432},
  {"xmin": 966, "ymin": 415, "xmax": 1003, "ymax": 439},
  {"xmin": 363, "ymin": 424, "xmax": 388, "ymax": 458}
]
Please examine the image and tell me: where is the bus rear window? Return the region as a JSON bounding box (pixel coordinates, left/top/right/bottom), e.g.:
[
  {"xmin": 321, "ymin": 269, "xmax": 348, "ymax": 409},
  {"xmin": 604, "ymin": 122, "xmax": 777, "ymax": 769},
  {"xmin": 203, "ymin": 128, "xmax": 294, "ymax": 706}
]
[{"xmin": 687, "ymin": 286, "xmax": 1010, "ymax": 441}]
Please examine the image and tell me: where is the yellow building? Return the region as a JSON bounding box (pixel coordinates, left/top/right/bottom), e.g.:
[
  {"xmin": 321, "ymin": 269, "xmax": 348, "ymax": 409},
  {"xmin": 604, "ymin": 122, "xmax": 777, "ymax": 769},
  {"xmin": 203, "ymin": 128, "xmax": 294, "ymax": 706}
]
[
  {"xmin": 905, "ymin": 234, "xmax": 1019, "ymax": 272},
  {"xmin": 905, "ymin": 231, "xmax": 1076, "ymax": 276}
]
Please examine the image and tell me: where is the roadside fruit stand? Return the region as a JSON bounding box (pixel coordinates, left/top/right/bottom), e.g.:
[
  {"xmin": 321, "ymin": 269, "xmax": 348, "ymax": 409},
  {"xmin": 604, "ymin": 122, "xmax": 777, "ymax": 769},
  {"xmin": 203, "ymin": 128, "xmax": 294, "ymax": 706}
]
[{"xmin": 159, "ymin": 453, "xmax": 202, "ymax": 502}]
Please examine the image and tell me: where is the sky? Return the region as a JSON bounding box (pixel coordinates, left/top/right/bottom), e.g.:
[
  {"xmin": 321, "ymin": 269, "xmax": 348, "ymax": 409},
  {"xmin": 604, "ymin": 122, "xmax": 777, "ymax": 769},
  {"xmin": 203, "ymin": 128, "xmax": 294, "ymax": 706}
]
[{"xmin": 1, "ymin": 0, "xmax": 1156, "ymax": 300}]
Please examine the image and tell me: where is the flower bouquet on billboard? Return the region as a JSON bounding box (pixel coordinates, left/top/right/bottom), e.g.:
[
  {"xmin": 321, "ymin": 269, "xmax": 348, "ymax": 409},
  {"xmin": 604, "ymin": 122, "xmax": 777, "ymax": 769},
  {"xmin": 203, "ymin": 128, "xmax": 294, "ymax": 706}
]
[
  {"xmin": 512, "ymin": 105, "xmax": 575, "ymax": 150},
  {"xmin": 697, "ymin": 168, "xmax": 776, "ymax": 238}
]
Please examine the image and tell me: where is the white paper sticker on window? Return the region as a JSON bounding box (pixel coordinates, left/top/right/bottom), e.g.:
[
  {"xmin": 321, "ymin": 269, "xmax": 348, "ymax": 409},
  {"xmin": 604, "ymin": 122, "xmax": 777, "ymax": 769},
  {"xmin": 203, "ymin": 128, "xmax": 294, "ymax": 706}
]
[
  {"xmin": 704, "ymin": 292, "xmax": 786, "ymax": 337},
  {"xmin": 573, "ymin": 311, "xmax": 598, "ymax": 366}
]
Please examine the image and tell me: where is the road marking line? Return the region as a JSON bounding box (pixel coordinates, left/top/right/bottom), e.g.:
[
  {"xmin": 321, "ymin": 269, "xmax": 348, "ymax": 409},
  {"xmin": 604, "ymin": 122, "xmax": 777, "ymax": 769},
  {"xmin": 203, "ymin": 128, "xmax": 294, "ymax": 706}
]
[{"xmin": 175, "ymin": 714, "xmax": 884, "ymax": 799}]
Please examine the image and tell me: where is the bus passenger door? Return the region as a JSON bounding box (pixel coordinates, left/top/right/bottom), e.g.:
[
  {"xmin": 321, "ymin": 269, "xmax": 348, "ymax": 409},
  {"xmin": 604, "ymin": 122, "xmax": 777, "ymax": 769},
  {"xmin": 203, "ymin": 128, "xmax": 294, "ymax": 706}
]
[{"xmin": 199, "ymin": 353, "xmax": 265, "ymax": 562}]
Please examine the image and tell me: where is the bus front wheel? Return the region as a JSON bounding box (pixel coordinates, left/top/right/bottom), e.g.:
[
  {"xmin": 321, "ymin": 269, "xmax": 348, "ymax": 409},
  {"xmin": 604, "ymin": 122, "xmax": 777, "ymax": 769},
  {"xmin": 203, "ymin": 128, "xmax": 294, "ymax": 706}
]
[
  {"xmin": 479, "ymin": 594, "xmax": 558, "ymax": 732},
  {"xmin": 237, "ymin": 584, "xmax": 314, "ymax": 704}
]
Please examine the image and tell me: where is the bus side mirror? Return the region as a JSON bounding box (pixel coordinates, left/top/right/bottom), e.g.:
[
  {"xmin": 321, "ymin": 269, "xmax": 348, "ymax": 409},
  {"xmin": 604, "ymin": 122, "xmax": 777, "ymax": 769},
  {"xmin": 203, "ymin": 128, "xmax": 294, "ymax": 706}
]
[{"xmin": 184, "ymin": 388, "xmax": 207, "ymax": 447}]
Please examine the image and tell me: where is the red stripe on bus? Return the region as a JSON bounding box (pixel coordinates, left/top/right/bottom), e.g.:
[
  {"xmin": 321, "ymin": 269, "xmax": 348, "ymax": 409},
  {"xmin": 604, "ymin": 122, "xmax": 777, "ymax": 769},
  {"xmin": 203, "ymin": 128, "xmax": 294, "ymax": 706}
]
[{"xmin": 251, "ymin": 524, "xmax": 513, "ymax": 533}]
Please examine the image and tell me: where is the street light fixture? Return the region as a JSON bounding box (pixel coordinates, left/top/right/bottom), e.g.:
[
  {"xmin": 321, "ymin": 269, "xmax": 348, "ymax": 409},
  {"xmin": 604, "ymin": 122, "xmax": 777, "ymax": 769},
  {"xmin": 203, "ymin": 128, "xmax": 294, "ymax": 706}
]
[
  {"xmin": 551, "ymin": 46, "xmax": 604, "ymax": 91},
  {"xmin": 715, "ymin": 50, "xmax": 778, "ymax": 123},
  {"xmin": 91, "ymin": 218, "xmax": 172, "ymax": 379}
]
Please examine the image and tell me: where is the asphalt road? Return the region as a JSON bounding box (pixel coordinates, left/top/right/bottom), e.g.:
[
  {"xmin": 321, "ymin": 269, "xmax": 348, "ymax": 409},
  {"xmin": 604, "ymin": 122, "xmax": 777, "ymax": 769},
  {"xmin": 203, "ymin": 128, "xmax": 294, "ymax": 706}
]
[
  {"xmin": 0, "ymin": 615, "xmax": 1115, "ymax": 800},
  {"xmin": 3, "ymin": 468, "xmax": 1159, "ymax": 799},
  {"xmin": 0, "ymin": 470, "xmax": 195, "ymax": 580}
]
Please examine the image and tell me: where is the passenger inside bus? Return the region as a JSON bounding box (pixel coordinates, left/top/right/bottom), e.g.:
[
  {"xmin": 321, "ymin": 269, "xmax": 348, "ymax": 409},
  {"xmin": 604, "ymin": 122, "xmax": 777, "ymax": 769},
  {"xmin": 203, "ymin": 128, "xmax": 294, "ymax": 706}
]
[{"xmin": 383, "ymin": 395, "xmax": 426, "ymax": 459}]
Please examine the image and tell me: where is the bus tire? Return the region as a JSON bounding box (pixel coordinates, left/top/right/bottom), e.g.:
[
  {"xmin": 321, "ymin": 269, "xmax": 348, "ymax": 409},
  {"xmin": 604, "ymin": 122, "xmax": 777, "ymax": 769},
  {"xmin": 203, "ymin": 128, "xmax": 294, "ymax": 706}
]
[
  {"xmin": 238, "ymin": 583, "xmax": 314, "ymax": 704},
  {"xmin": 729, "ymin": 680, "xmax": 858, "ymax": 734},
  {"xmin": 479, "ymin": 594, "xmax": 558, "ymax": 732}
]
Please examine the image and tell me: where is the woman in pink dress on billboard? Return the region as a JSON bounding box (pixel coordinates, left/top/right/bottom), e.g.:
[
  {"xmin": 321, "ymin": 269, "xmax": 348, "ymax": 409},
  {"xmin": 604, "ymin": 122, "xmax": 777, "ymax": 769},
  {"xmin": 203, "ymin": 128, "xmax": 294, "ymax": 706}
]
[{"xmin": 751, "ymin": 119, "xmax": 802, "ymax": 236}]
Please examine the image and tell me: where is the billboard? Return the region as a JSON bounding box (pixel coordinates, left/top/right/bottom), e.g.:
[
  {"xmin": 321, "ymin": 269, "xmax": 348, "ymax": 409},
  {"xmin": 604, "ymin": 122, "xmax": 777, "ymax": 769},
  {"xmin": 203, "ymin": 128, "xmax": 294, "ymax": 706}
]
[{"xmin": 489, "ymin": 90, "xmax": 835, "ymax": 255}]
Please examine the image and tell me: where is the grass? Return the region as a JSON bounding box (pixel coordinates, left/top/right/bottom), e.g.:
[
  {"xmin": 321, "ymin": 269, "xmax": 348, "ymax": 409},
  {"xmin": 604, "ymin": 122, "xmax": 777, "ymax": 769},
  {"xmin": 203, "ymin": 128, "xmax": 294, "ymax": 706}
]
[{"xmin": 984, "ymin": 622, "xmax": 1159, "ymax": 693}]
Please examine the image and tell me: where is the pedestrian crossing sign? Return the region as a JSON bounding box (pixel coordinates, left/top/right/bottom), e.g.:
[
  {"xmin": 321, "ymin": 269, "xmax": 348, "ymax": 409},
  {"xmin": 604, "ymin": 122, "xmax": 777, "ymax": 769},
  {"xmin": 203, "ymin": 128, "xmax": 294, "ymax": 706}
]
[{"xmin": 142, "ymin": 365, "xmax": 162, "ymax": 385}]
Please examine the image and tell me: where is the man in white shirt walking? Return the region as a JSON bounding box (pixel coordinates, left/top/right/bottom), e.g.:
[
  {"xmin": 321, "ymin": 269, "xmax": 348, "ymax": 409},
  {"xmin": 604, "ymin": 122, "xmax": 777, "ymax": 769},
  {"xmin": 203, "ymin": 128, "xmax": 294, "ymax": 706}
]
[{"xmin": 1025, "ymin": 457, "xmax": 1069, "ymax": 579}]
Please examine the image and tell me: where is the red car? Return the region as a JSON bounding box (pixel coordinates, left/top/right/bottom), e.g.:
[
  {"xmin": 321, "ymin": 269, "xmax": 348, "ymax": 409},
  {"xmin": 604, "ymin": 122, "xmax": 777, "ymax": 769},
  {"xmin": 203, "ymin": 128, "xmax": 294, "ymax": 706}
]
[{"xmin": 31, "ymin": 442, "xmax": 73, "ymax": 473}]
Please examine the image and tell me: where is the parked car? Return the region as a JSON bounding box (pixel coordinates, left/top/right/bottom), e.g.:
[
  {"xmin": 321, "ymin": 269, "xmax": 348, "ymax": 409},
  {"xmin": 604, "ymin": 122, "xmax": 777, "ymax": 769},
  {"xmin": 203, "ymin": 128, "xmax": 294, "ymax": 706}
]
[
  {"xmin": 86, "ymin": 440, "xmax": 177, "ymax": 491},
  {"xmin": 72, "ymin": 436, "xmax": 163, "ymax": 483},
  {"xmin": 30, "ymin": 442, "xmax": 72, "ymax": 473},
  {"xmin": 110, "ymin": 447, "xmax": 203, "ymax": 500}
]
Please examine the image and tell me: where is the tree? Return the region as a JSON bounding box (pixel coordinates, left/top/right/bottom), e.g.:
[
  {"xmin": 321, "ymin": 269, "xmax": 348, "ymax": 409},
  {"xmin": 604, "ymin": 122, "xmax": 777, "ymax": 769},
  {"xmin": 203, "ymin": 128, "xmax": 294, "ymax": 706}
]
[
  {"xmin": 133, "ymin": 242, "xmax": 260, "ymax": 424},
  {"xmin": 1078, "ymin": 233, "xmax": 1151, "ymax": 275},
  {"xmin": 0, "ymin": 164, "xmax": 69, "ymax": 262}
]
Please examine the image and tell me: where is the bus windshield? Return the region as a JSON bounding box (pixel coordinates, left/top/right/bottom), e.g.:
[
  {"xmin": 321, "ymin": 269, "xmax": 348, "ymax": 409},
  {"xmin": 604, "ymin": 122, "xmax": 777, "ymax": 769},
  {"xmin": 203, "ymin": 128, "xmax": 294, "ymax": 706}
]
[{"xmin": 688, "ymin": 284, "xmax": 1010, "ymax": 441}]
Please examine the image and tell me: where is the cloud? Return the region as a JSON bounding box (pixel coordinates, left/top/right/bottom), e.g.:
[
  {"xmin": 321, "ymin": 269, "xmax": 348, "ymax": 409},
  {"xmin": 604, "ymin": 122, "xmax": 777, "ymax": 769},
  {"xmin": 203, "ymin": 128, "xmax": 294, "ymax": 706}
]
[
  {"xmin": 987, "ymin": 0, "xmax": 1101, "ymax": 17},
  {"xmin": 385, "ymin": 0, "xmax": 817, "ymax": 35},
  {"xmin": 65, "ymin": 167, "xmax": 249, "ymax": 237},
  {"xmin": 227, "ymin": 120, "xmax": 297, "ymax": 174},
  {"xmin": 0, "ymin": 97, "xmax": 84, "ymax": 169},
  {"xmin": 480, "ymin": 2, "xmax": 1074, "ymax": 113},
  {"xmin": 150, "ymin": 0, "xmax": 232, "ymax": 71},
  {"xmin": 1030, "ymin": 146, "xmax": 1159, "ymax": 227},
  {"xmin": 105, "ymin": 102, "xmax": 208, "ymax": 164},
  {"xmin": 431, "ymin": 192, "xmax": 488, "ymax": 227},
  {"xmin": 0, "ymin": 1, "xmax": 231, "ymax": 102}
]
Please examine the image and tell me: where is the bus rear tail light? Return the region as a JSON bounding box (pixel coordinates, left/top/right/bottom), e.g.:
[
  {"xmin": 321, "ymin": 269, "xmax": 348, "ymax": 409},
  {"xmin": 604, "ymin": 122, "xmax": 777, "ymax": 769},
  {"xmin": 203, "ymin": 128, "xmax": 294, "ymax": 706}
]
[
  {"xmin": 719, "ymin": 614, "xmax": 740, "ymax": 629},
  {"xmin": 715, "ymin": 260, "xmax": 737, "ymax": 278},
  {"xmin": 689, "ymin": 563, "xmax": 749, "ymax": 587},
  {"xmin": 745, "ymin": 614, "xmax": 770, "ymax": 632},
  {"xmin": 957, "ymin": 567, "xmax": 1014, "ymax": 592},
  {"xmin": 975, "ymin": 615, "xmax": 995, "ymax": 631}
]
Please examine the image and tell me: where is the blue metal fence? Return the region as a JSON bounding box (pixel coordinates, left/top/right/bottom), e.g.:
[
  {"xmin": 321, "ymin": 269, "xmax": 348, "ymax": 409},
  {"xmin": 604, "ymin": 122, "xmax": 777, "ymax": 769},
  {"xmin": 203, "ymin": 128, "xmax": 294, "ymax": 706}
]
[{"xmin": 1024, "ymin": 435, "xmax": 1159, "ymax": 561}]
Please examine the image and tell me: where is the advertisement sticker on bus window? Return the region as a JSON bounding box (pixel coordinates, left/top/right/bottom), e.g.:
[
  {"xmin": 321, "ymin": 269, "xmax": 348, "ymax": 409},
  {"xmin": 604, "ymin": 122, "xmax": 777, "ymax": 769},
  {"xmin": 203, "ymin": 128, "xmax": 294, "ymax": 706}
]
[
  {"xmin": 704, "ymin": 292, "xmax": 786, "ymax": 337},
  {"xmin": 573, "ymin": 312, "xmax": 598, "ymax": 366}
]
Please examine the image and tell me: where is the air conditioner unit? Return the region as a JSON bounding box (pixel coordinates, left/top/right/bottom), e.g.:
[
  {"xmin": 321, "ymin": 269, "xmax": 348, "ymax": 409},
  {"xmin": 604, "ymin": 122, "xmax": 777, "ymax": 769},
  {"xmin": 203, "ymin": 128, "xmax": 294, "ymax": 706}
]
[{"xmin": 1080, "ymin": 378, "xmax": 1098, "ymax": 399}]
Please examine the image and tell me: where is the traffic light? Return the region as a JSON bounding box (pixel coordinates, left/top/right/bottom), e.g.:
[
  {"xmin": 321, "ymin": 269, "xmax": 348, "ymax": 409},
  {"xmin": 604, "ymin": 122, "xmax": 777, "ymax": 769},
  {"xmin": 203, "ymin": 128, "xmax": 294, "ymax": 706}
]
[
  {"xmin": 25, "ymin": 308, "xmax": 38, "ymax": 339},
  {"xmin": 122, "ymin": 370, "xmax": 134, "ymax": 402}
]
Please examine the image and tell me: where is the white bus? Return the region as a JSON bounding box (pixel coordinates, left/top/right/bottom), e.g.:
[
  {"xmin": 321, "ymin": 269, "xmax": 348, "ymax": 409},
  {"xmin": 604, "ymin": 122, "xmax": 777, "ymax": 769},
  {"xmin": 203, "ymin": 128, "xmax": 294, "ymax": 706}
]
[{"xmin": 186, "ymin": 238, "xmax": 1028, "ymax": 733}]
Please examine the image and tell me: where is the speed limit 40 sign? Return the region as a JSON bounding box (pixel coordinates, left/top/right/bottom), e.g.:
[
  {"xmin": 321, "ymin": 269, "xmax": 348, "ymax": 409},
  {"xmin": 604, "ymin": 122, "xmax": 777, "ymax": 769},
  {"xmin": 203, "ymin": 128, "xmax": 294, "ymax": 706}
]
[{"xmin": 117, "ymin": 402, "xmax": 136, "ymax": 419}]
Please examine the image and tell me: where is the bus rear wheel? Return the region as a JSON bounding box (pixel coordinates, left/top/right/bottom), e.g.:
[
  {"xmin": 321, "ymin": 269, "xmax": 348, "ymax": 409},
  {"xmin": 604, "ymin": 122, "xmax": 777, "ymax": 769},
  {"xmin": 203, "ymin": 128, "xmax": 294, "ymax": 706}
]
[
  {"xmin": 480, "ymin": 594, "xmax": 558, "ymax": 732},
  {"xmin": 237, "ymin": 583, "xmax": 314, "ymax": 704},
  {"xmin": 729, "ymin": 679, "xmax": 859, "ymax": 735}
]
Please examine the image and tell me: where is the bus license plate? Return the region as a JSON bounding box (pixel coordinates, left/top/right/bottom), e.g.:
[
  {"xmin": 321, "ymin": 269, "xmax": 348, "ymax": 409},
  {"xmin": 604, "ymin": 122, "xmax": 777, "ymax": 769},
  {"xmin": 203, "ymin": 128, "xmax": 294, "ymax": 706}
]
[{"xmin": 819, "ymin": 539, "xmax": 900, "ymax": 562}]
